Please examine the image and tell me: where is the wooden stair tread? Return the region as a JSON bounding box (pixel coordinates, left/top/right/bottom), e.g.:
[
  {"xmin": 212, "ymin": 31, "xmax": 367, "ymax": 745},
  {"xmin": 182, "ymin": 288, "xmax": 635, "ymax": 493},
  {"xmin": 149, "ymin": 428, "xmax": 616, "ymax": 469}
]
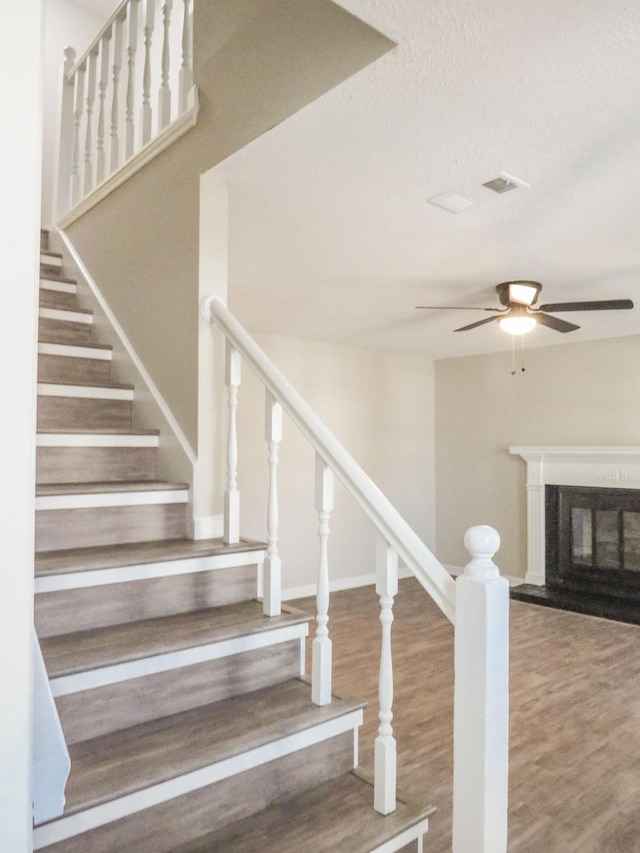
[
  {"xmin": 35, "ymin": 536, "xmax": 265, "ymax": 575},
  {"xmin": 41, "ymin": 601, "xmax": 311, "ymax": 676},
  {"xmin": 36, "ymin": 480, "xmax": 187, "ymax": 497},
  {"xmin": 39, "ymin": 304, "xmax": 92, "ymax": 316},
  {"xmin": 52, "ymin": 680, "xmax": 364, "ymax": 816},
  {"xmin": 172, "ymin": 772, "xmax": 435, "ymax": 853}
]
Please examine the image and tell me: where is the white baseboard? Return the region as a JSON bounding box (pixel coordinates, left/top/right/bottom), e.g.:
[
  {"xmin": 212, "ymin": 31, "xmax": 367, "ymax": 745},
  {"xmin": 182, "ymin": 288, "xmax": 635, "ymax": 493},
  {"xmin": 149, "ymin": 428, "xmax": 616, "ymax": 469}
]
[
  {"xmin": 282, "ymin": 566, "xmax": 413, "ymax": 601},
  {"xmin": 192, "ymin": 514, "xmax": 224, "ymax": 540}
]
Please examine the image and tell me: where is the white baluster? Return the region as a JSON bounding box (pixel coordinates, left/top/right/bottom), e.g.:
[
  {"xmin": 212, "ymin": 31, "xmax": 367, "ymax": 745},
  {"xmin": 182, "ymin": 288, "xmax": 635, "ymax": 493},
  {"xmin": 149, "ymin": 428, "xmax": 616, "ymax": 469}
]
[
  {"xmin": 263, "ymin": 393, "xmax": 282, "ymax": 617},
  {"xmin": 109, "ymin": 14, "xmax": 124, "ymax": 173},
  {"xmin": 96, "ymin": 34, "xmax": 110, "ymax": 185},
  {"xmin": 312, "ymin": 455, "xmax": 333, "ymax": 707},
  {"xmin": 178, "ymin": 0, "xmax": 193, "ymax": 113},
  {"xmin": 125, "ymin": 0, "xmax": 140, "ymax": 160},
  {"xmin": 83, "ymin": 48, "xmax": 98, "ymax": 195},
  {"xmin": 140, "ymin": 0, "xmax": 155, "ymax": 145},
  {"xmin": 70, "ymin": 61, "xmax": 86, "ymax": 207},
  {"xmin": 158, "ymin": 0, "xmax": 173, "ymax": 130},
  {"xmin": 374, "ymin": 535, "xmax": 398, "ymax": 815},
  {"xmin": 56, "ymin": 47, "xmax": 76, "ymax": 217},
  {"xmin": 224, "ymin": 343, "xmax": 241, "ymax": 545},
  {"xmin": 452, "ymin": 526, "xmax": 509, "ymax": 853}
]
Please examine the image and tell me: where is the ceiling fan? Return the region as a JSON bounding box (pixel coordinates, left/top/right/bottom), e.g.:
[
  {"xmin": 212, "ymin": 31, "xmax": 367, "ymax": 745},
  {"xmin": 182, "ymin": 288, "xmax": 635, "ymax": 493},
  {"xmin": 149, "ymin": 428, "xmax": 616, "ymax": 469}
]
[{"xmin": 416, "ymin": 281, "xmax": 634, "ymax": 334}]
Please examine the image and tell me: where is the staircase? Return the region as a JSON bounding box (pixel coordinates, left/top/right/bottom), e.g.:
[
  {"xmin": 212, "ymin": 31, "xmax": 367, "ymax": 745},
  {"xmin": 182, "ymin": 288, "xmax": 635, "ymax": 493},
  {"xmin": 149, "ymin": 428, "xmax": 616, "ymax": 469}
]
[{"xmin": 33, "ymin": 232, "xmax": 434, "ymax": 851}]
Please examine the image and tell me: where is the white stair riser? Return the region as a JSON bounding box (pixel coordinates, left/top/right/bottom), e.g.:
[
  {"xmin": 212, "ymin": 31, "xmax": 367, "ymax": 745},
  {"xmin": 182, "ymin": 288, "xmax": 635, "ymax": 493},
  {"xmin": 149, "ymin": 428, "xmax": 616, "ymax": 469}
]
[
  {"xmin": 33, "ymin": 716, "xmax": 361, "ymax": 850},
  {"xmin": 35, "ymin": 564, "xmax": 256, "ymax": 637},
  {"xmin": 55, "ymin": 637, "xmax": 304, "ymax": 745},
  {"xmin": 37, "ymin": 397, "xmax": 132, "ymax": 430},
  {"xmin": 35, "ymin": 503, "xmax": 187, "ymax": 552}
]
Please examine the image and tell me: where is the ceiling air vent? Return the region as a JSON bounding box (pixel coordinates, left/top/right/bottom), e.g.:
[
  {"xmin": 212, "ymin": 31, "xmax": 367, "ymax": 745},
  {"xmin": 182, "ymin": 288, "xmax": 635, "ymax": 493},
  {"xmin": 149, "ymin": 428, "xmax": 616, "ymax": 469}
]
[{"xmin": 482, "ymin": 172, "xmax": 530, "ymax": 194}]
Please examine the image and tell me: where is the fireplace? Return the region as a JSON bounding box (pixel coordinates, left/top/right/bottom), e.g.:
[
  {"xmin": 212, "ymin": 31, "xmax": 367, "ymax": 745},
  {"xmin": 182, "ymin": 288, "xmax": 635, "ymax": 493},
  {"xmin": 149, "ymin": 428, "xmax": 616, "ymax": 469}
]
[
  {"xmin": 546, "ymin": 485, "xmax": 640, "ymax": 601},
  {"xmin": 509, "ymin": 447, "xmax": 640, "ymax": 623}
]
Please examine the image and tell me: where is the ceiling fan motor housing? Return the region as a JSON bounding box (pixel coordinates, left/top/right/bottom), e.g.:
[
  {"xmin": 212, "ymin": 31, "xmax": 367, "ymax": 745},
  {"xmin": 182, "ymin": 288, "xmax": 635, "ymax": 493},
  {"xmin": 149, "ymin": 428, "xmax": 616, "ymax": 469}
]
[{"xmin": 496, "ymin": 280, "xmax": 542, "ymax": 307}]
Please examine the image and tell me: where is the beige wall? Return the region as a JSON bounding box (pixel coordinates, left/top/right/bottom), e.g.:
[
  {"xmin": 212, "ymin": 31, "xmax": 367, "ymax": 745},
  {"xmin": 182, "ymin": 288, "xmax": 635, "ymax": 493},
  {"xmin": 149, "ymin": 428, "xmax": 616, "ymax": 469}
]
[
  {"xmin": 435, "ymin": 334, "xmax": 640, "ymax": 577},
  {"xmin": 62, "ymin": 0, "xmax": 393, "ymax": 451},
  {"xmin": 237, "ymin": 335, "xmax": 435, "ymax": 593}
]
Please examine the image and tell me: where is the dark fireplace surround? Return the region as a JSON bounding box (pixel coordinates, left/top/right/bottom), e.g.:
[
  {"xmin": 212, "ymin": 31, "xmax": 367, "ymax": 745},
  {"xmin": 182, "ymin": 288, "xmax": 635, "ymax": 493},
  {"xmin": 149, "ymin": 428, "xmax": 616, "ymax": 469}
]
[{"xmin": 509, "ymin": 447, "xmax": 640, "ymax": 624}]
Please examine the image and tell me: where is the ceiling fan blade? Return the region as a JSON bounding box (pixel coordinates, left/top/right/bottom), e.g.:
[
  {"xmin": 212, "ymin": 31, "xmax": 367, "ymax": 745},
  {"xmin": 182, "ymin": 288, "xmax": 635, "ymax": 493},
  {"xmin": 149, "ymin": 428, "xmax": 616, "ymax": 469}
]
[
  {"xmin": 535, "ymin": 312, "xmax": 580, "ymax": 333},
  {"xmin": 537, "ymin": 299, "xmax": 634, "ymax": 312},
  {"xmin": 415, "ymin": 305, "xmax": 502, "ymax": 312},
  {"xmin": 454, "ymin": 315, "xmax": 501, "ymax": 332}
]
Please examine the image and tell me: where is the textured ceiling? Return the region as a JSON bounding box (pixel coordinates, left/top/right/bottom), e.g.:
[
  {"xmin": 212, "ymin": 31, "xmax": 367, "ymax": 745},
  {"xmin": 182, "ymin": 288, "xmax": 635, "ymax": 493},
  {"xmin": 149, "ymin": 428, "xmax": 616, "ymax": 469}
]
[
  {"xmin": 211, "ymin": 0, "xmax": 640, "ymax": 358},
  {"xmin": 72, "ymin": 0, "xmax": 640, "ymax": 358}
]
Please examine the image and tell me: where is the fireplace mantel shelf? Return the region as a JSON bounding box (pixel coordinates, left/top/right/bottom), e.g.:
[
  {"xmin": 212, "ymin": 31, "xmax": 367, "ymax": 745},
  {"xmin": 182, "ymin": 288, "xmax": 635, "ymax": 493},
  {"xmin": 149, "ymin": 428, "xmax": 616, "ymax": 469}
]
[{"xmin": 509, "ymin": 447, "xmax": 640, "ymax": 585}]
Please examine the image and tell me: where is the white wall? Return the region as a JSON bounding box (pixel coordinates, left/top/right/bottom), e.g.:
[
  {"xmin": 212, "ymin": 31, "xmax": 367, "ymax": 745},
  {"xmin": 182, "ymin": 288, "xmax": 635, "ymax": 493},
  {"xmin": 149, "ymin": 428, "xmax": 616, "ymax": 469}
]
[
  {"xmin": 0, "ymin": 2, "xmax": 42, "ymax": 848},
  {"xmin": 42, "ymin": 0, "xmax": 103, "ymax": 227},
  {"xmin": 236, "ymin": 335, "xmax": 436, "ymax": 595},
  {"xmin": 435, "ymin": 334, "xmax": 640, "ymax": 578}
]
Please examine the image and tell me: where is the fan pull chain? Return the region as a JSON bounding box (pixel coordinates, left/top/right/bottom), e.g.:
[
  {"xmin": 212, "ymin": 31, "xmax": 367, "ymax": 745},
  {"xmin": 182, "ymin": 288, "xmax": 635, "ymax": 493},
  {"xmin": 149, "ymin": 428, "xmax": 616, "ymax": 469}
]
[
  {"xmin": 511, "ymin": 336, "xmax": 516, "ymax": 375},
  {"xmin": 521, "ymin": 334, "xmax": 526, "ymax": 373}
]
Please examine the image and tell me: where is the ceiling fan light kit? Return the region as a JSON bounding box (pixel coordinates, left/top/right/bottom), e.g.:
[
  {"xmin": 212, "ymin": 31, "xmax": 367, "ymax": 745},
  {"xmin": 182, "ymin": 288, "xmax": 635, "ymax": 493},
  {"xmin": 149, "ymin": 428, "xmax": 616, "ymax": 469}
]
[{"xmin": 498, "ymin": 306, "xmax": 537, "ymax": 335}]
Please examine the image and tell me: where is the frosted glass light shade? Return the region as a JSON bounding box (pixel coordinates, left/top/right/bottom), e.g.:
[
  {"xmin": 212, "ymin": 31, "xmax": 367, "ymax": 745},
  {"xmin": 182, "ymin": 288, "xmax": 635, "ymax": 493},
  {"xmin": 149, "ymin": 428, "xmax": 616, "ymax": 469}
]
[{"xmin": 498, "ymin": 315, "xmax": 537, "ymax": 335}]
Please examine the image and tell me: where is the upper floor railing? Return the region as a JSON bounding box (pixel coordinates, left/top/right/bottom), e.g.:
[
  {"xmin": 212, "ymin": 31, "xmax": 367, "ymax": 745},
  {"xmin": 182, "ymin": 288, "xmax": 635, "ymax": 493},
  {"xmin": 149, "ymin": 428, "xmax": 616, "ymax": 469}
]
[
  {"xmin": 202, "ymin": 295, "xmax": 510, "ymax": 852},
  {"xmin": 56, "ymin": 0, "xmax": 198, "ymax": 224}
]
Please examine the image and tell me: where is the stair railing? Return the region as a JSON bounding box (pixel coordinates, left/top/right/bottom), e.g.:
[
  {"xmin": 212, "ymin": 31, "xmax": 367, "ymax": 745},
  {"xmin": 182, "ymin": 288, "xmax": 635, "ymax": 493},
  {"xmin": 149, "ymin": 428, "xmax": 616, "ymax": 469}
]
[
  {"xmin": 202, "ymin": 296, "xmax": 509, "ymax": 853},
  {"xmin": 55, "ymin": 0, "xmax": 198, "ymax": 224}
]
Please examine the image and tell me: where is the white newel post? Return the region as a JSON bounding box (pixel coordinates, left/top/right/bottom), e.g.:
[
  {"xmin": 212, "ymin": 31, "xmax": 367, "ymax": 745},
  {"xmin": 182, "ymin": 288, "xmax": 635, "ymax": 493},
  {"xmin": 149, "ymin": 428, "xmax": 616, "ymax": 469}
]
[
  {"xmin": 263, "ymin": 393, "xmax": 282, "ymax": 617},
  {"xmin": 56, "ymin": 47, "xmax": 76, "ymax": 218},
  {"xmin": 312, "ymin": 454, "xmax": 334, "ymax": 706},
  {"xmin": 374, "ymin": 535, "xmax": 398, "ymax": 815},
  {"xmin": 223, "ymin": 342, "xmax": 241, "ymax": 544},
  {"xmin": 452, "ymin": 526, "xmax": 509, "ymax": 853},
  {"xmin": 70, "ymin": 60, "xmax": 86, "ymax": 208}
]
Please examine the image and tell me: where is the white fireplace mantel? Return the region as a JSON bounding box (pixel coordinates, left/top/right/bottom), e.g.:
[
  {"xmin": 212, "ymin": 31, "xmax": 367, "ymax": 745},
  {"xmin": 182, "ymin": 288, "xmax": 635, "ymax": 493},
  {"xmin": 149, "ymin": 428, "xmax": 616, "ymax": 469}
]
[{"xmin": 509, "ymin": 447, "xmax": 640, "ymax": 585}]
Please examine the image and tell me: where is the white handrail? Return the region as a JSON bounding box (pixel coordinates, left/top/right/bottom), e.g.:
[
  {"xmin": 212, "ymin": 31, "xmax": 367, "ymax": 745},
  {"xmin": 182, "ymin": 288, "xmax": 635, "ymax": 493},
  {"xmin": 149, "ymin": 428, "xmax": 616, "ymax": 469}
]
[{"xmin": 202, "ymin": 296, "xmax": 456, "ymax": 623}]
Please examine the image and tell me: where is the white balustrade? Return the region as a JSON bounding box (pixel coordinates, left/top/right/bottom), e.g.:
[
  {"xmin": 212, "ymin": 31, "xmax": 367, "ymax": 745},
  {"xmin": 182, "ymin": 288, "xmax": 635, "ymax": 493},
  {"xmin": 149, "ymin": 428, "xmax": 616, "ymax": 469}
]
[
  {"xmin": 374, "ymin": 535, "xmax": 398, "ymax": 815},
  {"xmin": 312, "ymin": 454, "xmax": 334, "ymax": 706},
  {"xmin": 224, "ymin": 342, "xmax": 241, "ymax": 545},
  {"xmin": 202, "ymin": 297, "xmax": 509, "ymax": 842},
  {"xmin": 263, "ymin": 392, "xmax": 282, "ymax": 617},
  {"xmin": 452, "ymin": 526, "xmax": 509, "ymax": 853},
  {"xmin": 56, "ymin": 0, "xmax": 198, "ymax": 220}
]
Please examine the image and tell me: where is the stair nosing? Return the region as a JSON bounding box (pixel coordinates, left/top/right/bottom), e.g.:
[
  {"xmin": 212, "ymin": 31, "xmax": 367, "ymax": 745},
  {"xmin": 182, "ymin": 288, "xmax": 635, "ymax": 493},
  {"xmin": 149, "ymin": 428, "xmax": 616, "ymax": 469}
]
[{"xmin": 34, "ymin": 538, "xmax": 267, "ymax": 578}]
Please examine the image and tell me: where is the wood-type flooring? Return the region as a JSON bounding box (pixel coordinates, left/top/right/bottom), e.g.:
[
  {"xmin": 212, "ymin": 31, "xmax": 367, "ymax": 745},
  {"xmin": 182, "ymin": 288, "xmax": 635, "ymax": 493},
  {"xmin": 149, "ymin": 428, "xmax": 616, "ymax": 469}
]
[{"xmin": 293, "ymin": 578, "xmax": 640, "ymax": 853}]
